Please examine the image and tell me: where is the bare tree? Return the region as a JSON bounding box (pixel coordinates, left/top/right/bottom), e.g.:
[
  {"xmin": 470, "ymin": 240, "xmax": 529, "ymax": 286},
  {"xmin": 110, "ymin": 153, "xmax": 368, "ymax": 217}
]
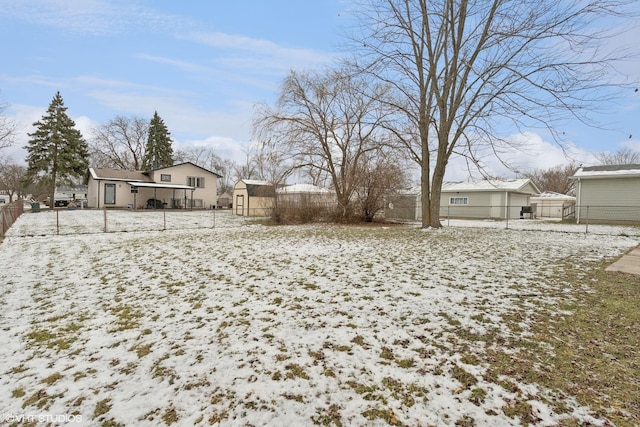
[
  {"xmin": 594, "ymin": 147, "xmax": 640, "ymax": 165},
  {"xmin": 0, "ymin": 97, "xmax": 17, "ymax": 157},
  {"xmin": 254, "ymin": 68, "xmax": 393, "ymax": 219},
  {"xmin": 174, "ymin": 146, "xmax": 220, "ymax": 171},
  {"xmin": 347, "ymin": 0, "xmax": 634, "ymax": 228},
  {"xmin": 523, "ymin": 163, "xmax": 579, "ymax": 195},
  {"xmin": 229, "ymin": 145, "xmax": 260, "ymax": 184},
  {"xmin": 355, "ymin": 150, "xmax": 409, "ymax": 221},
  {"xmin": 251, "ymin": 140, "xmax": 294, "ymax": 186},
  {"xmin": 89, "ymin": 116, "xmax": 148, "ymax": 169},
  {"xmin": 0, "ymin": 162, "xmax": 27, "ymax": 202}
]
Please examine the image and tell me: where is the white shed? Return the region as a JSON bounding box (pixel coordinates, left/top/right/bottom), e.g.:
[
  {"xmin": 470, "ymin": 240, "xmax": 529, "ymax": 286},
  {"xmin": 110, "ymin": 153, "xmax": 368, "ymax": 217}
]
[{"xmin": 530, "ymin": 191, "xmax": 576, "ymax": 219}]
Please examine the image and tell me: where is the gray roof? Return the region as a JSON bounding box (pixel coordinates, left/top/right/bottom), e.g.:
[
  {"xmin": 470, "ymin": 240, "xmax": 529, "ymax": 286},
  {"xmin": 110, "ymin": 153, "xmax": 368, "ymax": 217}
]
[
  {"xmin": 581, "ymin": 164, "xmax": 640, "ymax": 172},
  {"xmin": 89, "ymin": 168, "xmax": 153, "ymax": 182},
  {"xmin": 572, "ymin": 164, "xmax": 640, "ymax": 179},
  {"xmin": 441, "ymin": 178, "xmax": 539, "ymax": 194}
]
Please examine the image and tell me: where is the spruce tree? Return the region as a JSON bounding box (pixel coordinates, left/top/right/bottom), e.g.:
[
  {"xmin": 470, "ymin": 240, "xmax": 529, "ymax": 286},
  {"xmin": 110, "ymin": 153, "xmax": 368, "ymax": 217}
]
[
  {"xmin": 25, "ymin": 92, "xmax": 89, "ymax": 209},
  {"xmin": 142, "ymin": 111, "xmax": 173, "ymax": 170}
]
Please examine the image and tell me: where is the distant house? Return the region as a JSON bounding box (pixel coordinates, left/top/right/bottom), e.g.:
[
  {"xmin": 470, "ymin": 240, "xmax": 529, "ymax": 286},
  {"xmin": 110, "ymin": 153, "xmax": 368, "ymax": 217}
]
[
  {"xmin": 217, "ymin": 191, "xmax": 233, "ymax": 209},
  {"xmin": 385, "ymin": 179, "xmax": 540, "ymax": 221},
  {"xmin": 440, "ymin": 179, "xmax": 540, "ymax": 220},
  {"xmin": 571, "ymin": 164, "xmax": 640, "ymax": 223},
  {"xmin": 233, "ymin": 180, "xmax": 276, "ymax": 217},
  {"xmin": 86, "ymin": 162, "xmax": 220, "ymax": 209},
  {"xmin": 530, "ymin": 191, "xmax": 576, "ymax": 219},
  {"xmin": 51, "ymin": 184, "xmax": 88, "ymax": 207}
]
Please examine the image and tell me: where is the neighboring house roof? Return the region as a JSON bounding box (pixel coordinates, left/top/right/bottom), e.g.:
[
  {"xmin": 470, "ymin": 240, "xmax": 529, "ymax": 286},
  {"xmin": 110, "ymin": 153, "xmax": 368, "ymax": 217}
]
[
  {"xmin": 441, "ymin": 178, "xmax": 540, "ymax": 194},
  {"xmin": 88, "ymin": 168, "xmax": 153, "ymax": 182},
  {"xmin": 572, "ymin": 164, "xmax": 640, "ymax": 179},
  {"xmin": 531, "ymin": 191, "xmax": 576, "ymax": 200},
  {"xmin": 276, "ymin": 184, "xmax": 331, "ymax": 194}
]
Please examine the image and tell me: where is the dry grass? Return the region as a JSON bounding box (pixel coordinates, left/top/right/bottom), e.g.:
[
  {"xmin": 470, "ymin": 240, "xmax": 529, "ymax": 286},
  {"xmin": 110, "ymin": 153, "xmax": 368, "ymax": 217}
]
[{"xmin": 484, "ymin": 261, "xmax": 640, "ymax": 426}]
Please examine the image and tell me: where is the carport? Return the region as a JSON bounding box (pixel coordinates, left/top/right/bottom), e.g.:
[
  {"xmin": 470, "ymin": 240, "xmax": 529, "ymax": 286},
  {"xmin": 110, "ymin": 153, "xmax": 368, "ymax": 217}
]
[{"xmin": 127, "ymin": 181, "xmax": 196, "ymax": 209}]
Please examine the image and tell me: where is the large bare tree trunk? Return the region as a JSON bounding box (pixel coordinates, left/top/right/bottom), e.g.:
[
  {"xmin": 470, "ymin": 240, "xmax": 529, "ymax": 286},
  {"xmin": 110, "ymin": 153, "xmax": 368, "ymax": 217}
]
[{"xmin": 347, "ymin": 0, "xmax": 633, "ymax": 228}]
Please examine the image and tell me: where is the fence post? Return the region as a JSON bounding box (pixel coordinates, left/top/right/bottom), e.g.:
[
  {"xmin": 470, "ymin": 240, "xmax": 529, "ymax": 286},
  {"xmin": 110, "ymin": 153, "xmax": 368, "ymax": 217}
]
[
  {"xmin": 103, "ymin": 208, "xmax": 107, "ymax": 233},
  {"xmin": 163, "ymin": 209, "xmax": 166, "ymax": 231},
  {"xmin": 506, "ymin": 202, "xmax": 509, "ymax": 230},
  {"xmin": 56, "ymin": 210, "xmax": 60, "ymax": 235},
  {"xmin": 585, "ymin": 205, "xmax": 589, "ymax": 234},
  {"xmin": 447, "ymin": 206, "xmax": 450, "ymax": 227},
  {"xmin": 212, "ymin": 208, "xmax": 216, "ymax": 228}
]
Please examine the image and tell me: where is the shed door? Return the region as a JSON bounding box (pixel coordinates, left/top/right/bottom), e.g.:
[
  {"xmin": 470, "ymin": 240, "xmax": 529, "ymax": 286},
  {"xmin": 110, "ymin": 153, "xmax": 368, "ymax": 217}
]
[{"xmin": 235, "ymin": 194, "xmax": 244, "ymax": 216}]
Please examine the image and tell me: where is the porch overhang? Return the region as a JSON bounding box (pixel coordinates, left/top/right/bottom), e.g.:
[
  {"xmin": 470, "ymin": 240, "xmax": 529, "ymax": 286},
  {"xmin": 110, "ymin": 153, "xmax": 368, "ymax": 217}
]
[{"xmin": 127, "ymin": 182, "xmax": 196, "ymax": 190}]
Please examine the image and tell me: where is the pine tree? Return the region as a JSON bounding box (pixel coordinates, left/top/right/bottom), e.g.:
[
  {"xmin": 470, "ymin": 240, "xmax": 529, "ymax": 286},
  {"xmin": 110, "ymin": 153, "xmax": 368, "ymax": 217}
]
[
  {"xmin": 142, "ymin": 111, "xmax": 173, "ymax": 170},
  {"xmin": 25, "ymin": 92, "xmax": 89, "ymax": 209}
]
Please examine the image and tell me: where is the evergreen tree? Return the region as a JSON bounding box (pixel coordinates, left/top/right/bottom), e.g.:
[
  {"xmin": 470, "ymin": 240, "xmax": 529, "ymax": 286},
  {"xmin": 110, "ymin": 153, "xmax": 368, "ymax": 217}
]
[
  {"xmin": 142, "ymin": 111, "xmax": 173, "ymax": 170},
  {"xmin": 25, "ymin": 92, "xmax": 89, "ymax": 209}
]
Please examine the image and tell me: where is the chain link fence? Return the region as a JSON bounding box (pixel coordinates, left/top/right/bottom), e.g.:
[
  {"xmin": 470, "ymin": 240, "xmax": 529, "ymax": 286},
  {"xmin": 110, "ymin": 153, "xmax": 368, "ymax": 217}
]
[
  {"xmin": 384, "ymin": 202, "xmax": 640, "ymax": 236},
  {"xmin": 3, "ymin": 203, "xmax": 640, "ymax": 238},
  {"xmin": 4, "ymin": 208, "xmax": 249, "ymax": 237},
  {"xmin": 0, "ymin": 201, "xmax": 25, "ymax": 238}
]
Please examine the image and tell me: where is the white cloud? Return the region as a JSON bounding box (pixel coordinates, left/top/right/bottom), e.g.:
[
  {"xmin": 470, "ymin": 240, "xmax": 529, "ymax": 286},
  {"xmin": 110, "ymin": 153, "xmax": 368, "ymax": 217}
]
[
  {"xmin": 185, "ymin": 32, "xmax": 333, "ymax": 71},
  {"xmin": 0, "ymin": 0, "xmax": 193, "ymax": 36},
  {"xmin": 444, "ymin": 131, "xmax": 596, "ymax": 181},
  {"xmin": 174, "ymin": 135, "xmax": 247, "ymax": 164}
]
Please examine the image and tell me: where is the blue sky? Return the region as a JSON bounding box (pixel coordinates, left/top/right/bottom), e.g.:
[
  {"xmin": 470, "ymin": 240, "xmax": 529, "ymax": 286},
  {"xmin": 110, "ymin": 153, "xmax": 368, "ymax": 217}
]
[{"xmin": 1, "ymin": 0, "xmax": 639, "ymax": 181}]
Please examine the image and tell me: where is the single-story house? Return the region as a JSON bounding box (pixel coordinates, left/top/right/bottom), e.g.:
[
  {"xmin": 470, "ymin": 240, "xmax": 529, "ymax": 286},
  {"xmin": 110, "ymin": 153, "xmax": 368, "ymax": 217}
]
[
  {"xmin": 217, "ymin": 191, "xmax": 233, "ymax": 209},
  {"xmin": 530, "ymin": 191, "xmax": 576, "ymax": 219},
  {"xmin": 385, "ymin": 179, "xmax": 540, "ymax": 221},
  {"xmin": 233, "ymin": 180, "xmax": 276, "ymax": 217},
  {"xmin": 571, "ymin": 164, "xmax": 640, "ymax": 223},
  {"xmin": 86, "ymin": 162, "xmax": 220, "ymax": 209}
]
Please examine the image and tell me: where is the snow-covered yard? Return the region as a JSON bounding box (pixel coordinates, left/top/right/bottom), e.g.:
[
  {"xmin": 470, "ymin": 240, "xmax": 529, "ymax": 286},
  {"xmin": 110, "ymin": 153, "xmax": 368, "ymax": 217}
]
[{"xmin": 0, "ymin": 210, "xmax": 637, "ymax": 426}]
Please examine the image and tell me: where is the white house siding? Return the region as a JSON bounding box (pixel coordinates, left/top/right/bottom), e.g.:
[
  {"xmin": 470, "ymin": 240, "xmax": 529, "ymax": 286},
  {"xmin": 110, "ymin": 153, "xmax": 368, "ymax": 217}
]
[
  {"xmin": 387, "ymin": 179, "xmax": 538, "ymax": 221},
  {"xmin": 86, "ymin": 163, "xmax": 219, "ymax": 209},
  {"xmin": 147, "ymin": 164, "xmax": 218, "ymax": 209},
  {"xmin": 87, "ymin": 179, "xmax": 138, "ymax": 209},
  {"xmin": 577, "ymin": 177, "xmax": 640, "ymax": 222},
  {"xmin": 510, "ymin": 194, "xmax": 530, "ymax": 218},
  {"xmin": 440, "ymin": 191, "xmax": 493, "ymax": 219}
]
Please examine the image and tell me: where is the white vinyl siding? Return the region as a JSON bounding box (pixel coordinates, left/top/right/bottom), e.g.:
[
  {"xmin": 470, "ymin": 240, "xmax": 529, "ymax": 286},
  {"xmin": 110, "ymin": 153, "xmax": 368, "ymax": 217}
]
[{"xmin": 578, "ymin": 177, "xmax": 640, "ymax": 221}]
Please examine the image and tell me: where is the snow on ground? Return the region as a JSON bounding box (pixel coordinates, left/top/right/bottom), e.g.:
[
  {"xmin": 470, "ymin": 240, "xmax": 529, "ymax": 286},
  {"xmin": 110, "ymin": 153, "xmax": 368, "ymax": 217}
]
[{"xmin": 0, "ymin": 210, "xmax": 638, "ymax": 426}]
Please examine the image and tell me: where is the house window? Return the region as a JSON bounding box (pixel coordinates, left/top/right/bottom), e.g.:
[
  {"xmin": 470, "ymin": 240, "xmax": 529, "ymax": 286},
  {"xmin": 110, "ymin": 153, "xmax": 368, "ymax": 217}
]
[
  {"xmin": 187, "ymin": 176, "xmax": 205, "ymax": 188},
  {"xmin": 449, "ymin": 197, "xmax": 468, "ymax": 205},
  {"xmin": 104, "ymin": 184, "xmax": 116, "ymax": 204},
  {"xmin": 160, "ymin": 174, "xmax": 171, "ymax": 182},
  {"xmin": 190, "ymin": 199, "xmax": 203, "ymax": 208}
]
